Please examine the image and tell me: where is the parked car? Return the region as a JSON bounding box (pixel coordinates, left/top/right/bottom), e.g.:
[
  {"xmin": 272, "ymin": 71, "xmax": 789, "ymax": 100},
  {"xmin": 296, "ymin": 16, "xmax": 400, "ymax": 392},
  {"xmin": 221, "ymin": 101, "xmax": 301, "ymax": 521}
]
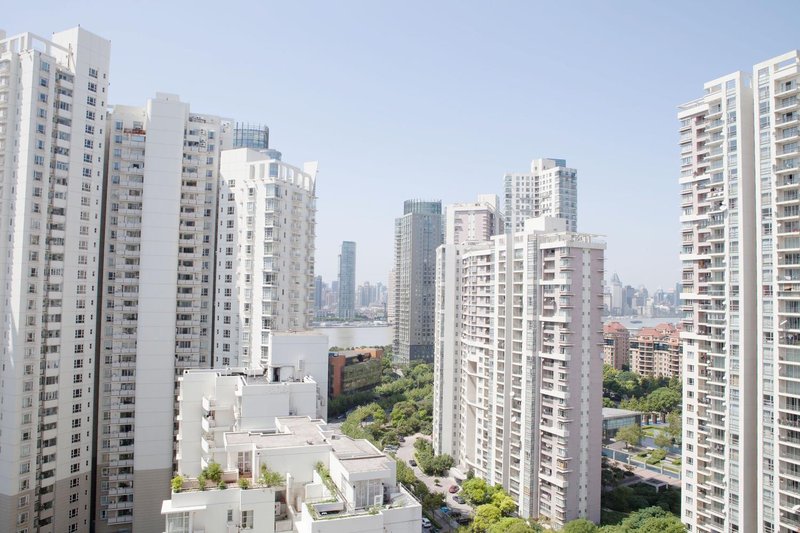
[
  {"xmin": 448, "ymin": 485, "xmax": 459, "ymax": 493},
  {"xmin": 456, "ymin": 515, "xmax": 472, "ymax": 525},
  {"xmin": 398, "ymin": 436, "xmax": 406, "ymax": 443},
  {"xmin": 421, "ymin": 517, "xmax": 431, "ymax": 529},
  {"xmin": 440, "ymin": 505, "xmax": 451, "ymax": 514},
  {"xmin": 453, "ymin": 495, "xmax": 465, "ymax": 504},
  {"xmin": 409, "ymin": 459, "xmax": 417, "ymax": 467}
]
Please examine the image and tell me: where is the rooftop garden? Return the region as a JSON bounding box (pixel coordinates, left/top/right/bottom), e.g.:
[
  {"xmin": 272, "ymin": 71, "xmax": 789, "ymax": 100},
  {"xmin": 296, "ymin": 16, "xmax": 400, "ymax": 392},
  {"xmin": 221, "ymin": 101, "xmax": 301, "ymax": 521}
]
[{"xmin": 170, "ymin": 461, "xmax": 286, "ymax": 493}]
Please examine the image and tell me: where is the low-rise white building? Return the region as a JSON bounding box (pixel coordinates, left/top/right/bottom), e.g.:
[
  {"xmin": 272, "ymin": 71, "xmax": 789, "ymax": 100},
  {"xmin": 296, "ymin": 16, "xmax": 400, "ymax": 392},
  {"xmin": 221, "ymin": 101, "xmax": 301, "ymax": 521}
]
[{"xmin": 164, "ymin": 417, "xmax": 421, "ymax": 533}]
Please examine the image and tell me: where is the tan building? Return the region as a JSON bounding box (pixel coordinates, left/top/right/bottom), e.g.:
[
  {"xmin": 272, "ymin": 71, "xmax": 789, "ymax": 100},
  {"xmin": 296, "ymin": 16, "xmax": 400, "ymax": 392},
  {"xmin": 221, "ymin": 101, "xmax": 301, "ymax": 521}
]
[
  {"xmin": 603, "ymin": 322, "xmax": 630, "ymax": 369},
  {"xmin": 630, "ymin": 323, "xmax": 682, "ymax": 378},
  {"xmin": 328, "ymin": 347, "xmax": 383, "ymax": 398}
]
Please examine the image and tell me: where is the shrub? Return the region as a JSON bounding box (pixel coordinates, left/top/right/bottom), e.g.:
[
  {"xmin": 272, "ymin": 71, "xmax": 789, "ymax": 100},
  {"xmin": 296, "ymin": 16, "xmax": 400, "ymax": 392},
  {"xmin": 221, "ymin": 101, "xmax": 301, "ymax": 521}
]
[
  {"xmin": 171, "ymin": 475, "xmax": 184, "ymax": 493},
  {"xmin": 197, "ymin": 474, "xmax": 207, "ymax": 491},
  {"xmin": 203, "ymin": 461, "xmax": 223, "ymax": 483},
  {"xmin": 218, "ymin": 481, "xmax": 227, "ymax": 490},
  {"xmin": 238, "ymin": 477, "xmax": 250, "ymax": 490},
  {"xmin": 646, "ymin": 449, "xmax": 667, "ymax": 464},
  {"xmin": 260, "ymin": 463, "xmax": 284, "ymax": 487}
]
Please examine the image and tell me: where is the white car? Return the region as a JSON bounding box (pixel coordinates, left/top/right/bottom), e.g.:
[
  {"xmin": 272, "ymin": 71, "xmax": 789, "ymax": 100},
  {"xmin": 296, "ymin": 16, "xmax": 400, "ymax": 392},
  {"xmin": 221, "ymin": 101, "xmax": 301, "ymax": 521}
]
[{"xmin": 421, "ymin": 517, "xmax": 431, "ymax": 529}]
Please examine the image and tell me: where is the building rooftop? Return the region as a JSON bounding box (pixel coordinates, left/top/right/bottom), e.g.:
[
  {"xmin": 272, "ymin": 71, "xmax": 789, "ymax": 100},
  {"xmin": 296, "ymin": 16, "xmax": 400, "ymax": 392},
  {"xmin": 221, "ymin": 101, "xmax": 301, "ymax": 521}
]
[
  {"xmin": 602, "ymin": 407, "xmax": 641, "ymax": 419},
  {"xmin": 221, "ymin": 417, "xmax": 395, "ymax": 477}
]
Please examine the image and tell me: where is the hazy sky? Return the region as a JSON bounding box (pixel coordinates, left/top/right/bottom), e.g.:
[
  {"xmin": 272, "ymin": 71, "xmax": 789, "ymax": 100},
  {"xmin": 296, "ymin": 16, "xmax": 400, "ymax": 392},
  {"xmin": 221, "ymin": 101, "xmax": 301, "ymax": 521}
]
[{"xmin": 7, "ymin": 1, "xmax": 798, "ymax": 289}]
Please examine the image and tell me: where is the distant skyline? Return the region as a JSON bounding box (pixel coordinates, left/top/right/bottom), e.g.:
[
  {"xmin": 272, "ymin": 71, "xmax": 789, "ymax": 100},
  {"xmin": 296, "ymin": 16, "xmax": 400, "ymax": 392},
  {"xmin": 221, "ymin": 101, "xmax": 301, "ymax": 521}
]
[{"xmin": 6, "ymin": 0, "xmax": 799, "ymax": 289}]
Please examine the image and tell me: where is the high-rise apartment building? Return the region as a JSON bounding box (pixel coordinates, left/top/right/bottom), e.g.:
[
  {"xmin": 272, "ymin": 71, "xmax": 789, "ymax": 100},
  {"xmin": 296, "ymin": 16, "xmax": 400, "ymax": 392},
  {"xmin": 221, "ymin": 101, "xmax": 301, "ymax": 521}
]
[
  {"xmin": 629, "ymin": 323, "xmax": 682, "ymax": 378},
  {"xmin": 95, "ymin": 94, "xmax": 232, "ymax": 531},
  {"xmin": 504, "ymin": 158, "xmax": 577, "ymax": 233},
  {"xmin": 393, "ymin": 200, "xmax": 442, "ymax": 364},
  {"xmin": 678, "ymin": 68, "xmax": 757, "ymax": 533},
  {"xmin": 435, "ymin": 217, "xmax": 604, "ymax": 528},
  {"xmin": 755, "ymin": 51, "xmax": 800, "ymax": 533},
  {"xmin": 215, "ymin": 148, "xmax": 317, "ymax": 369},
  {"xmin": 337, "ymin": 241, "xmax": 356, "ymax": 319},
  {"xmin": 433, "ymin": 195, "xmax": 502, "ymax": 460},
  {"xmin": 603, "ymin": 322, "xmax": 630, "ymax": 370},
  {"xmin": 0, "ymin": 27, "xmax": 110, "ymax": 533}
]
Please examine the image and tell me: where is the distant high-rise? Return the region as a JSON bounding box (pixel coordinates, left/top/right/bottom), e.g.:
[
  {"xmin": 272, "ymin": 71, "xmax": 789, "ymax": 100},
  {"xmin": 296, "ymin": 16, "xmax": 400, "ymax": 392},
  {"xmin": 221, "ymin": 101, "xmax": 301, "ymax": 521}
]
[
  {"xmin": 314, "ymin": 275, "xmax": 324, "ymax": 317},
  {"xmin": 337, "ymin": 241, "xmax": 356, "ymax": 319},
  {"xmin": 215, "ymin": 149, "xmax": 317, "ymax": 368},
  {"xmin": 96, "ymin": 94, "xmax": 232, "ymax": 531},
  {"xmin": 610, "ymin": 273, "xmax": 625, "ymax": 315},
  {"xmin": 0, "ymin": 27, "xmax": 110, "ymax": 533},
  {"xmin": 504, "ymin": 158, "xmax": 577, "ymax": 232},
  {"xmin": 393, "ymin": 200, "xmax": 442, "ymax": 364}
]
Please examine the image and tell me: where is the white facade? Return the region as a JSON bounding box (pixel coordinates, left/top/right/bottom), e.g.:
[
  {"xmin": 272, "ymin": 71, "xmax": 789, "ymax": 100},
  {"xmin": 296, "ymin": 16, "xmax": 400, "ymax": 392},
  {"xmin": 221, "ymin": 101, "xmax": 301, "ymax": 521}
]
[
  {"xmin": 165, "ymin": 415, "xmax": 422, "ymax": 533},
  {"xmin": 176, "ymin": 369, "xmax": 323, "ymax": 479},
  {"xmin": 0, "ymin": 27, "xmax": 110, "ymax": 533},
  {"xmin": 504, "ymin": 158, "xmax": 577, "ymax": 233},
  {"xmin": 433, "ymin": 195, "xmax": 502, "ymax": 460},
  {"xmin": 96, "ymin": 94, "xmax": 233, "ymax": 531},
  {"xmin": 435, "ymin": 217, "xmax": 604, "ymax": 529},
  {"xmin": 215, "ymin": 149, "xmax": 317, "ymax": 368},
  {"xmin": 756, "ymin": 51, "xmax": 800, "ymax": 533},
  {"xmin": 678, "ymin": 67, "xmax": 759, "ymax": 533}
]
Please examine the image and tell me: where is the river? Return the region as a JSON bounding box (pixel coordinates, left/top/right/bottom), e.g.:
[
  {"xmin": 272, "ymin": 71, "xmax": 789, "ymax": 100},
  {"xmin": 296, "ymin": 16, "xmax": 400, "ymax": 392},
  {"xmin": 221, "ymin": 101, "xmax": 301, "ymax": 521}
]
[
  {"xmin": 604, "ymin": 316, "xmax": 682, "ymax": 330},
  {"xmin": 312, "ymin": 319, "xmax": 679, "ymax": 348},
  {"xmin": 312, "ymin": 326, "xmax": 393, "ymax": 348}
]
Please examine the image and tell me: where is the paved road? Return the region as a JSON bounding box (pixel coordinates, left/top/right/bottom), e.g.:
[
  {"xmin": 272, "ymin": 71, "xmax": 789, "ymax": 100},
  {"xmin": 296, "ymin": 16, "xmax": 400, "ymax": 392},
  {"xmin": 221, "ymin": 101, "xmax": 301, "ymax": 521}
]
[{"xmin": 396, "ymin": 434, "xmax": 472, "ymax": 531}]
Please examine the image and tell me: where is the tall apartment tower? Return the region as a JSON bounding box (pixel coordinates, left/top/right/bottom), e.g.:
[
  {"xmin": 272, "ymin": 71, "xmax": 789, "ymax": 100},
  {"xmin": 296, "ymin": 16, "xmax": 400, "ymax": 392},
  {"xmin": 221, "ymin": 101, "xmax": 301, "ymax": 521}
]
[
  {"xmin": 393, "ymin": 200, "xmax": 442, "ymax": 365},
  {"xmin": 95, "ymin": 94, "xmax": 232, "ymax": 532},
  {"xmin": 755, "ymin": 51, "xmax": 800, "ymax": 533},
  {"xmin": 0, "ymin": 28, "xmax": 110, "ymax": 533},
  {"xmin": 504, "ymin": 158, "xmax": 577, "ymax": 233},
  {"xmin": 337, "ymin": 241, "xmax": 356, "ymax": 319},
  {"xmin": 215, "ymin": 148, "xmax": 317, "ymax": 369},
  {"xmin": 433, "ymin": 195, "xmax": 502, "ymax": 460},
  {"xmin": 678, "ymin": 69, "xmax": 758, "ymax": 533},
  {"xmin": 435, "ymin": 217, "xmax": 604, "ymax": 528}
]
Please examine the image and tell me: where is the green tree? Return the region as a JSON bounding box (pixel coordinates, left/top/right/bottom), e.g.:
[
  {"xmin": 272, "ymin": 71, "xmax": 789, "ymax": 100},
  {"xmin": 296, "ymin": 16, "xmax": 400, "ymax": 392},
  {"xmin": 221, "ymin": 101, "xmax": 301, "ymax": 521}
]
[
  {"xmin": 423, "ymin": 491, "xmax": 446, "ymax": 511},
  {"xmin": 666, "ymin": 411, "xmax": 682, "ymax": 443},
  {"xmin": 618, "ymin": 506, "xmax": 685, "ymax": 532},
  {"xmin": 615, "ymin": 424, "xmax": 643, "ymax": 449},
  {"xmin": 645, "ymin": 387, "xmax": 682, "ymax": 417},
  {"xmin": 562, "ymin": 518, "xmax": 598, "ymax": 533},
  {"xmin": 488, "ymin": 517, "xmax": 537, "ymax": 533},
  {"xmin": 461, "ymin": 477, "xmax": 496, "ymax": 506},
  {"xmin": 654, "ymin": 431, "xmax": 673, "ymax": 450},
  {"xmin": 491, "ymin": 491, "xmax": 517, "ymax": 516},
  {"xmin": 472, "ymin": 503, "xmax": 502, "ymax": 532}
]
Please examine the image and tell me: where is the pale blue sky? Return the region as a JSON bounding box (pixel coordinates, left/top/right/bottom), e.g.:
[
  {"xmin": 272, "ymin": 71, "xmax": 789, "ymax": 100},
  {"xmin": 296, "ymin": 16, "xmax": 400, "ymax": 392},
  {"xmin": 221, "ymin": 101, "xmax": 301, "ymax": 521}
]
[{"xmin": 6, "ymin": 1, "xmax": 799, "ymax": 289}]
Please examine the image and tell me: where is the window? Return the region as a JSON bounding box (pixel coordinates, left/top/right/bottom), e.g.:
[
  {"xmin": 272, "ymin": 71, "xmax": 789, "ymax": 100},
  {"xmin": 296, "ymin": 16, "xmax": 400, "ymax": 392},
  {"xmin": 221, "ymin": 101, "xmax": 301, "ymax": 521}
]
[
  {"xmin": 166, "ymin": 512, "xmax": 189, "ymax": 533},
  {"xmin": 241, "ymin": 510, "xmax": 253, "ymax": 529}
]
